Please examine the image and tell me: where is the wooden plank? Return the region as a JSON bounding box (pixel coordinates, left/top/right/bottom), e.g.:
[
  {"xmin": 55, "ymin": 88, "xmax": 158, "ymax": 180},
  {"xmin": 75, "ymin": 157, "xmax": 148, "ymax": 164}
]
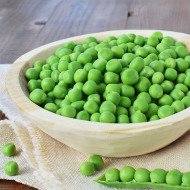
[
  {"xmin": 0, "ymin": 180, "xmax": 36, "ymax": 189},
  {"xmin": 0, "ymin": 0, "xmax": 61, "ymax": 64}
]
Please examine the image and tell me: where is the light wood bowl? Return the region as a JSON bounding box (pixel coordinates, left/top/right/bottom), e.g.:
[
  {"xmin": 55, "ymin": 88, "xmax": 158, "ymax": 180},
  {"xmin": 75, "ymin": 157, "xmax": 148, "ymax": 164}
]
[{"xmin": 5, "ymin": 30, "xmax": 190, "ymax": 157}]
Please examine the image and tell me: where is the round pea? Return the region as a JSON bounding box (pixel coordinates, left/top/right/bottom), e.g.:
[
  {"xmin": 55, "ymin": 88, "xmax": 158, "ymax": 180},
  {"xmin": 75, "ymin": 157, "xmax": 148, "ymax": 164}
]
[
  {"xmin": 149, "ymin": 84, "xmax": 163, "ymax": 99},
  {"xmin": 164, "ymin": 58, "xmax": 176, "ymax": 69},
  {"xmin": 129, "ymin": 57, "xmax": 144, "ymax": 73},
  {"xmin": 158, "ymin": 105, "xmax": 175, "ymax": 119},
  {"xmin": 149, "ymin": 115, "xmax": 159, "ymax": 121},
  {"xmin": 152, "ymin": 72, "xmax": 164, "ymax": 84},
  {"xmin": 161, "ymin": 37, "xmax": 174, "ymax": 46},
  {"xmin": 156, "ymin": 43, "xmax": 168, "ymax": 53},
  {"xmin": 175, "ymin": 84, "xmax": 188, "ymax": 93},
  {"xmin": 77, "ymin": 53, "xmax": 92, "ymax": 65},
  {"xmin": 120, "ymin": 85, "xmax": 135, "ymax": 98},
  {"xmin": 41, "ymin": 78, "xmax": 55, "ymax": 92},
  {"xmin": 104, "ymin": 72, "xmax": 119, "ymax": 84},
  {"xmin": 99, "ymin": 101, "xmax": 116, "ymax": 114},
  {"xmin": 62, "ymin": 70, "xmax": 74, "ymax": 84},
  {"xmin": 152, "ymin": 31, "xmax": 163, "ymax": 40},
  {"xmin": 170, "ymin": 89, "xmax": 185, "ymax": 100},
  {"xmin": 122, "ymin": 53, "xmax": 137, "ymax": 64},
  {"xmin": 176, "ymin": 58, "xmax": 189, "ymax": 73},
  {"xmin": 150, "ymin": 169, "xmax": 167, "ymax": 183},
  {"xmin": 99, "ymin": 111, "xmax": 116, "ymax": 123},
  {"xmin": 134, "ymin": 35, "xmax": 145, "ymax": 46},
  {"xmin": 34, "ymin": 60, "xmax": 44, "ymax": 67},
  {"xmin": 182, "ymin": 172, "xmax": 190, "ymax": 187},
  {"xmin": 119, "ymin": 96, "xmax": 131, "ymax": 108},
  {"xmin": 130, "ymin": 110, "xmax": 147, "ymax": 123},
  {"xmin": 133, "ymin": 98, "xmax": 149, "ymax": 113},
  {"xmin": 64, "ymin": 41, "xmax": 75, "ymax": 50},
  {"xmin": 82, "ymin": 80, "xmax": 97, "ymax": 95},
  {"xmin": 135, "ymin": 76, "xmax": 151, "ymax": 92},
  {"xmin": 117, "ymin": 114, "xmax": 130, "ymax": 123},
  {"xmin": 30, "ymin": 89, "xmax": 47, "ymax": 104},
  {"xmin": 106, "ymin": 91, "xmax": 120, "ymax": 105},
  {"xmin": 149, "ymin": 61, "xmax": 164, "ymax": 73},
  {"xmin": 175, "ymin": 46, "xmax": 189, "ymax": 58},
  {"xmin": 53, "ymin": 85, "xmax": 67, "ymax": 99},
  {"xmin": 105, "ymin": 168, "xmax": 120, "ymax": 182},
  {"xmin": 84, "ymin": 100, "xmax": 99, "ymax": 114},
  {"xmin": 115, "ymin": 106, "xmax": 128, "ymax": 117},
  {"xmin": 166, "ymin": 169, "xmax": 182, "ymax": 185},
  {"xmin": 44, "ymin": 103, "xmax": 58, "ymax": 113},
  {"xmin": 98, "ymin": 48, "xmax": 113, "ymax": 61},
  {"xmin": 117, "ymin": 35, "xmax": 130, "ymax": 45},
  {"xmin": 61, "ymin": 105, "xmax": 76, "ymax": 118},
  {"xmin": 106, "ymin": 59, "xmax": 122, "ymax": 73},
  {"xmin": 90, "ymin": 113, "xmax": 100, "ymax": 122},
  {"xmin": 176, "ymin": 73, "xmax": 186, "ymax": 84},
  {"xmin": 161, "ymin": 80, "xmax": 174, "ymax": 94},
  {"xmin": 145, "ymin": 103, "xmax": 159, "ymax": 119},
  {"xmin": 93, "ymin": 58, "xmax": 107, "ymax": 73},
  {"xmin": 88, "ymin": 69, "xmax": 102, "ymax": 84},
  {"xmin": 76, "ymin": 110, "xmax": 90, "ymax": 121},
  {"xmin": 2, "ymin": 143, "xmax": 16, "ymax": 157},
  {"xmin": 88, "ymin": 155, "xmax": 104, "ymax": 170},
  {"xmin": 184, "ymin": 75, "xmax": 190, "ymax": 87},
  {"xmin": 147, "ymin": 53, "xmax": 158, "ymax": 61},
  {"xmin": 25, "ymin": 68, "xmax": 39, "ymax": 80},
  {"xmin": 181, "ymin": 96, "xmax": 190, "ymax": 108},
  {"xmin": 158, "ymin": 94, "xmax": 173, "ymax": 106},
  {"xmin": 164, "ymin": 68, "xmax": 178, "ymax": 81},
  {"xmin": 111, "ymin": 46, "xmax": 124, "ymax": 58},
  {"xmin": 80, "ymin": 162, "xmax": 95, "ymax": 176},
  {"xmin": 121, "ymin": 69, "xmax": 139, "ymax": 85},
  {"xmin": 28, "ymin": 79, "xmax": 41, "ymax": 92},
  {"xmin": 171, "ymin": 100, "xmax": 185, "ymax": 113},
  {"xmin": 140, "ymin": 66, "xmax": 155, "ymax": 79},
  {"xmin": 4, "ymin": 161, "xmax": 19, "ymax": 176},
  {"xmin": 134, "ymin": 168, "xmax": 150, "ymax": 182},
  {"xmin": 120, "ymin": 166, "xmax": 135, "ymax": 182}
]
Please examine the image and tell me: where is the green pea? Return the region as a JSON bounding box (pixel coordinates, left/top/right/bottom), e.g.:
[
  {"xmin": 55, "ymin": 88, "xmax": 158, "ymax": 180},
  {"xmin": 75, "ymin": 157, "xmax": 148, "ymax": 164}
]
[
  {"xmin": 61, "ymin": 105, "xmax": 76, "ymax": 118},
  {"xmin": 109, "ymin": 40, "xmax": 117, "ymax": 47},
  {"xmin": 104, "ymin": 72, "xmax": 119, "ymax": 84},
  {"xmin": 57, "ymin": 48, "xmax": 72, "ymax": 59},
  {"xmin": 44, "ymin": 103, "xmax": 58, "ymax": 113},
  {"xmin": 107, "ymin": 36, "xmax": 117, "ymax": 43},
  {"xmin": 130, "ymin": 110, "xmax": 147, "ymax": 123},
  {"xmin": 117, "ymin": 35, "xmax": 130, "ymax": 45},
  {"xmin": 144, "ymin": 46, "xmax": 157, "ymax": 54},
  {"xmin": 133, "ymin": 98, "xmax": 149, "ymax": 113},
  {"xmin": 88, "ymin": 69, "xmax": 102, "ymax": 84},
  {"xmin": 89, "ymin": 42, "xmax": 98, "ymax": 47},
  {"xmin": 85, "ymin": 47, "xmax": 97, "ymax": 60},
  {"xmin": 54, "ymin": 99, "xmax": 62, "ymax": 107},
  {"xmin": 161, "ymin": 80, "xmax": 174, "ymax": 94},
  {"xmin": 175, "ymin": 41, "xmax": 185, "ymax": 47},
  {"xmin": 110, "ymin": 46, "xmax": 124, "ymax": 58},
  {"xmin": 62, "ymin": 70, "xmax": 74, "ymax": 84},
  {"xmin": 161, "ymin": 37, "xmax": 174, "ymax": 46},
  {"xmin": 152, "ymin": 31, "xmax": 163, "ymax": 40},
  {"xmin": 56, "ymin": 108, "xmax": 61, "ymax": 115},
  {"xmin": 164, "ymin": 68, "xmax": 178, "ymax": 81},
  {"xmin": 106, "ymin": 59, "xmax": 122, "ymax": 74},
  {"xmin": 28, "ymin": 79, "xmax": 41, "ymax": 92},
  {"xmin": 83, "ymin": 44, "xmax": 90, "ymax": 50},
  {"xmin": 99, "ymin": 101, "xmax": 116, "ymax": 114},
  {"xmin": 122, "ymin": 53, "xmax": 137, "ymax": 64},
  {"xmin": 121, "ymin": 69, "xmax": 139, "ymax": 85},
  {"xmin": 117, "ymin": 114, "xmax": 129, "ymax": 123},
  {"xmin": 156, "ymin": 43, "xmax": 168, "ymax": 53},
  {"xmin": 158, "ymin": 94, "xmax": 173, "ymax": 106},
  {"xmin": 87, "ymin": 94, "xmax": 100, "ymax": 105},
  {"xmin": 135, "ymin": 47, "xmax": 148, "ymax": 58},
  {"xmin": 120, "ymin": 85, "xmax": 135, "ymax": 98},
  {"xmin": 171, "ymin": 100, "xmax": 185, "ymax": 113},
  {"xmin": 64, "ymin": 41, "xmax": 75, "ymax": 50},
  {"xmin": 68, "ymin": 61, "xmax": 82, "ymax": 73},
  {"xmin": 149, "ymin": 61, "xmax": 164, "ymax": 73},
  {"xmin": 88, "ymin": 155, "xmax": 104, "ymax": 170},
  {"xmin": 134, "ymin": 35, "xmax": 144, "ymax": 46},
  {"xmin": 93, "ymin": 58, "xmax": 107, "ymax": 73},
  {"xmin": 128, "ymin": 106, "xmax": 136, "ymax": 116},
  {"xmin": 73, "ymin": 45, "xmax": 85, "ymax": 53},
  {"xmin": 25, "ymin": 68, "xmax": 39, "ymax": 80},
  {"xmin": 97, "ymin": 83, "xmax": 106, "ymax": 95},
  {"xmin": 51, "ymin": 70, "xmax": 60, "ymax": 83},
  {"xmin": 82, "ymin": 80, "xmax": 97, "ymax": 95},
  {"xmin": 34, "ymin": 66, "xmax": 42, "ymax": 74},
  {"xmin": 182, "ymin": 172, "xmax": 190, "ymax": 187},
  {"xmin": 68, "ymin": 88, "xmax": 82, "ymax": 103},
  {"xmin": 135, "ymin": 76, "xmax": 151, "ymax": 92},
  {"xmin": 119, "ymin": 166, "xmax": 135, "ymax": 182},
  {"xmin": 34, "ymin": 60, "xmax": 44, "ymax": 67},
  {"xmin": 170, "ymin": 89, "xmax": 185, "ymax": 101},
  {"xmin": 166, "ymin": 169, "xmax": 182, "ymax": 185},
  {"xmin": 150, "ymin": 169, "xmax": 167, "ymax": 183},
  {"xmin": 106, "ymin": 84, "xmax": 120, "ymax": 94},
  {"xmin": 41, "ymin": 78, "xmax": 55, "ymax": 92},
  {"xmin": 80, "ymin": 161, "xmax": 95, "ymax": 176},
  {"xmin": 57, "ymin": 80, "xmax": 68, "ymax": 89},
  {"xmin": 2, "ymin": 143, "xmax": 16, "ymax": 157},
  {"xmin": 30, "ymin": 89, "xmax": 47, "ymax": 105},
  {"xmin": 47, "ymin": 91, "xmax": 55, "ymax": 100},
  {"xmin": 126, "ymin": 42, "xmax": 135, "ymax": 53},
  {"xmin": 70, "ymin": 52, "xmax": 81, "ymax": 62},
  {"xmin": 105, "ymin": 168, "xmax": 120, "ymax": 182},
  {"xmin": 83, "ymin": 63, "xmax": 93, "ymax": 73},
  {"xmin": 175, "ymin": 84, "xmax": 188, "ymax": 94},
  {"xmin": 129, "ymin": 57, "xmax": 144, "ymax": 73},
  {"xmin": 145, "ymin": 103, "xmax": 159, "ymax": 119},
  {"xmin": 176, "ymin": 58, "xmax": 189, "ymax": 73},
  {"xmin": 185, "ymin": 55, "xmax": 190, "ymax": 66},
  {"xmin": 59, "ymin": 55, "xmax": 70, "ymax": 63},
  {"xmin": 46, "ymin": 55, "xmax": 59, "ymax": 66},
  {"xmin": 98, "ymin": 48, "xmax": 113, "ymax": 61},
  {"xmin": 85, "ymin": 36, "xmax": 97, "ymax": 44},
  {"xmin": 140, "ymin": 66, "xmax": 155, "ymax": 79},
  {"xmin": 4, "ymin": 161, "xmax": 19, "ymax": 176},
  {"xmin": 134, "ymin": 168, "xmax": 150, "ymax": 182},
  {"xmin": 181, "ymin": 96, "xmax": 190, "ymax": 108},
  {"xmin": 147, "ymin": 53, "xmax": 158, "ymax": 61},
  {"xmin": 106, "ymin": 91, "xmax": 120, "ymax": 105},
  {"xmin": 40, "ymin": 70, "xmax": 52, "ymax": 80},
  {"xmin": 118, "ymin": 59, "xmax": 128, "ymax": 68},
  {"xmin": 90, "ymin": 113, "xmax": 100, "ymax": 122},
  {"xmin": 83, "ymin": 100, "xmax": 99, "ymax": 114},
  {"xmin": 152, "ymin": 72, "xmax": 164, "ymax": 84},
  {"xmin": 77, "ymin": 53, "xmax": 92, "ymax": 65},
  {"xmin": 73, "ymin": 69, "xmax": 87, "ymax": 83},
  {"xmin": 175, "ymin": 73, "xmax": 186, "ymax": 84},
  {"xmin": 42, "ymin": 64, "xmax": 50, "ymax": 71},
  {"xmin": 118, "ymin": 96, "xmax": 131, "ymax": 109},
  {"xmin": 127, "ymin": 33, "xmax": 136, "ymax": 42},
  {"xmin": 76, "ymin": 110, "xmax": 90, "ymax": 121},
  {"xmin": 115, "ymin": 106, "xmax": 128, "ymax": 117},
  {"xmin": 53, "ymin": 85, "xmax": 67, "ymax": 99},
  {"xmin": 149, "ymin": 115, "xmax": 159, "ymax": 121},
  {"xmin": 44, "ymin": 97, "xmax": 54, "ymax": 104},
  {"xmin": 51, "ymin": 63, "xmax": 59, "ymax": 71},
  {"xmin": 149, "ymin": 84, "xmax": 163, "ymax": 99},
  {"xmin": 100, "ymin": 111, "xmax": 116, "ymax": 123},
  {"xmin": 70, "ymin": 101, "xmax": 84, "ymax": 112},
  {"xmin": 158, "ymin": 105, "xmax": 175, "ymax": 119},
  {"xmin": 137, "ymin": 92, "xmax": 151, "ymax": 104},
  {"xmin": 164, "ymin": 58, "xmax": 176, "ymax": 69},
  {"xmin": 175, "ymin": 46, "xmax": 189, "ymax": 58},
  {"xmin": 184, "ymin": 75, "xmax": 190, "ymax": 87}
]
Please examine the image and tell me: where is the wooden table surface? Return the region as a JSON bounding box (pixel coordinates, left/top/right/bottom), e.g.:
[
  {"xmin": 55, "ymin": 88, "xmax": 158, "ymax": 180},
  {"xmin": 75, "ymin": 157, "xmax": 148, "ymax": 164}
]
[{"xmin": 1, "ymin": 0, "xmax": 190, "ymax": 189}]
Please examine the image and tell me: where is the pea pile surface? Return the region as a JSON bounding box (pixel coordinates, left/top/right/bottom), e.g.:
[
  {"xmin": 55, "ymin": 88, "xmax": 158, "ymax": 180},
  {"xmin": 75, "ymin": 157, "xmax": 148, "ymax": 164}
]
[
  {"xmin": 94, "ymin": 166, "xmax": 190, "ymax": 189},
  {"xmin": 26, "ymin": 31, "xmax": 190, "ymax": 123}
]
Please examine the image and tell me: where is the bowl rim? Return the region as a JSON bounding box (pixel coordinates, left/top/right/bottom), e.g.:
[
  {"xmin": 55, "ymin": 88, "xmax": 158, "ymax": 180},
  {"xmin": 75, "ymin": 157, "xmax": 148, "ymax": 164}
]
[{"xmin": 5, "ymin": 30, "xmax": 190, "ymax": 133}]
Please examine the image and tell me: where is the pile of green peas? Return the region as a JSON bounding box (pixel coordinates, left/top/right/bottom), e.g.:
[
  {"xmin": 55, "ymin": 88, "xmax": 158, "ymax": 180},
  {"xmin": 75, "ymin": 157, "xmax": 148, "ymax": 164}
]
[
  {"xmin": 2, "ymin": 143, "xmax": 19, "ymax": 176},
  {"xmin": 95, "ymin": 166, "xmax": 190, "ymax": 189},
  {"xmin": 26, "ymin": 31, "xmax": 190, "ymax": 123}
]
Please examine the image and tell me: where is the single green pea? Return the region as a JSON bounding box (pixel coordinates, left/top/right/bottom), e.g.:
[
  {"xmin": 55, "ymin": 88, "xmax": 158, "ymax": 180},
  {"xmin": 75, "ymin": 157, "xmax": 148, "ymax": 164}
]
[
  {"xmin": 117, "ymin": 35, "xmax": 130, "ymax": 45},
  {"xmin": 85, "ymin": 36, "xmax": 98, "ymax": 44},
  {"xmin": 134, "ymin": 35, "xmax": 144, "ymax": 46},
  {"xmin": 68, "ymin": 88, "xmax": 82, "ymax": 102},
  {"xmin": 164, "ymin": 49, "xmax": 177, "ymax": 59},
  {"xmin": 117, "ymin": 114, "xmax": 129, "ymax": 123},
  {"xmin": 118, "ymin": 43, "xmax": 128, "ymax": 53},
  {"xmin": 140, "ymin": 66, "xmax": 155, "ymax": 79},
  {"xmin": 164, "ymin": 58, "xmax": 176, "ymax": 69},
  {"xmin": 40, "ymin": 70, "xmax": 52, "ymax": 80},
  {"xmin": 105, "ymin": 168, "xmax": 120, "ymax": 182},
  {"xmin": 137, "ymin": 92, "xmax": 151, "ymax": 104},
  {"xmin": 115, "ymin": 106, "xmax": 128, "ymax": 117},
  {"xmin": 106, "ymin": 91, "xmax": 121, "ymax": 106},
  {"xmin": 109, "ymin": 40, "xmax": 118, "ymax": 47},
  {"xmin": 74, "ymin": 69, "xmax": 87, "ymax": 83},
  {"xmin": 135, "ymin": 76, "xmax": 151, "ymax": 92},
  {"xmin": 83, "ymin": 63, "xmax": 93, "ymax": 73},
  {"xmin": 25, "ymin": 68, "xmax": 39, "ymax": 80},
  {"xmin": 182, "ymin": 172, "xmax": 190, "ymax": 187},
  {"xmin": 161, "ymin": 80, "xmax": 174, "ymax": 94},
  {"xmin": 150, "ymin": 169, "xmax": 167, "ymax": 183},
  {"xmin": 84, "ymin": 100, "xmax": 99, "ymax": 114},
  {"xmin": 57, "ymin": 80, "xmax": 68, "ymax": 89},
  {"xmin": 4, "ymin": 161, "xmax": 19, "ymax": 176},
  {"xmin": 90, "ymin": 112, "xmax": 100, "ymax": 122},
  {"xmin": 28, "ymin": 79, "xmax": 41, "ymax": 92},
  {"xmin": 176, "ymin": 58, "xmax": 189, "ymax": 73},
  {"xmin": 120, "ymin": 85, "xmax": 135, "ymax": 98},
  {"xmin": 99, "ymin": 101, "xmax": 116, "ymax": 114},
  {"xmin": 34, "ymin": 60, "xmax": 44, "ymax": 67},
  {"xmin": 106, "ymin": 59, "xmax": 122, "ymax": 74},
  {"xmin": 171, "ymin": 100, "xmax": 185, "ymax": 113},
  {"xmin": 77, "ymin": 53, "xmax": 92, "ymax": 65},
  {"xmin": 61, "ymin": 105, "xmax": 76, "ymax": 118},
  {"xmin": 44, "ymin": 103, "xmax": 58, "ymax": 113},
  {"xmin": 170, "ymin": 89, "xmax": 185, "ymax": 101},
  {"xmin": 30, "ymin": 89, "xmax": 47, "ymax": 105},
  {"xmin": 134, "ymin": 168, "xmax": 150, "ymax": 182},
  {"xmin": 158, "ymin": 105, "xmax": 175, "ymax": 119},
  {"xmin": 83, "ymin": 44, "xmax": 90, "ymax": 50},
  {"xmin": 107, "ymin": 36, "xmax": 117, "ymax": 43},
  {"xmin": 175, "ymin": 46, "xmax": 189, "ymax": 58},
  {"xmin": 53, "ymin": 85, "xmax": 67, "ymax": 99},
  {"xmin": 121, "ymin": 69, "xmax": 139, "ymax": 85},
  {"xmin": 85, "ymin": 47, "xmax": 97, "ymax": 60},
  {"xmin": 145, "ymin": 103, "xmax": 159, "ymax": 119},
  {"xmin": 175, "ymin": 41, "xmax": 185, "ymax": 47},
  {"xmin": 41, "ymin": 78, "xmax": 55, "ymax": 92},
  {"xmin": 88, "ymin": 69, "xmax": 102, "ymax": 84},
  {"xmin": 118, "ymin": 59, "xmax": 128, "ymax": 68},
  {"xmin": 88, "ymin": 155, "xmax": 104, "ymax": 170},
  {"xmin": 2, "ymin": 143, "xmax": 16, "ymax": 157},
  {"xmin": 135, "ymin": 47, "xmax": 148, "ymax": 58},
  {"xmin": 149, "ymin": 61, "xmax": 164, "ymax": 73},
  {"xmin": 46, "ymin": 55, "xmax": 59, "ymax": 66},
  {"xmin": 76, "ymin": 110, "xmax": 90, "ymax": 121},
  {"xmin": 181, "ymin": 96, "xmax": 190, "ymax": 108},
  {"xmin": 56, "ymin": 108, "xmax": 61, "ymax": 115},
  {"xmin": 130, "ymin": 110, "xmax": 147, "ymax": 123},
  {"xmin": 161, "ymin": 37, "xmax": 175, "ymax": 46},
  {"xmin": 42, "ymin": 65, "xmax": 51, "ymax": 71},
  {"xmin": 70, "ymin": 52, "xmax": 81, "ymax": 62},
  {"xmin": 56, "ymin": 48, "xmax": 72, "ymax": 59},
  {"xmin": 106, "ymin": 84, "xmax": 120, "ymax": 94},
  {"xmin": 175, "ymin": 84, "xmax": 188, "ymax": 94},
  {"xmin": 149, "ymin": 115, "xmax": 159, "ymax": 121},
  {"xmin": 104, "ymin": 72, "xmax": 119, "ymax": 84},
  {"xmin": 87, "ymin": 94, "xmax": 101, "ymax": 105},
  {"xmin": 59, "ymin": 55, "xmax": 70, "ymax": 63},
  {"xmin": 152, "ymin": 72, "xmax": 164, "ymax": 84},
  {"xmin": 99, "ymin": 111, "xmax": 116, "ymax": 123},
  {"xmin": 126, "ymin": 42, "xmax": 135, "ymax": 53},
  {"xmin": 144, "ymin": 46, "xmax": 157, "ymax": 54},
  {"xmin": 166, "ymin": 169, "xmax": 182, "ymax": 186},
  {"xmin": 70, "ymin": 101, "xmax": 84, "ymax": 112},
  {"xmin": 73, "ymin": 45, "xmax": 85, "ymax": 53},
  {"xmin": 44, "ymin": 97, "xmax": 54, "ymax": 104},
  {"xmin": 89, "ymin": 42, "xmax": 98, "ymax": 47},
  {"xmin": 51, "ymin": 63, "xmax": 59, "ymax": 71},
  {"xmin": 175, "ymin": 73, "xmax": 186, "ymax": 84},
  {"xmin": 97, "ymin": 83, "xmax": 106, "ymax": 95},
  {"xmin": 120, "ymin": 166, "xmax": 135, "ymax": 182},
  {"xmin": 93, "ymin": 58, "xmax": 107, "ymax": 73},
  {"xmin": 67, "ymin": 61, "xmax": 82, "ymax": 73},
  {"xmin": 152, "ymin": 31, "xmax": 163, "ymax": 41},
  {"xmin": 164, "ymin": 68, "xmax": 178, "ymax": 81},
  {"xmin": 184, "ymin": 75, "xmax": 190, "ymax": 87},
  {"xmin": 34, "ymin": 66, "xmax": 42, "ymax": 74},
  {"xmin": 149, "ymin": 84, "xmax": 163, "ymax": 99},
  {"xmin": 118, "ymin": 96, "xmax": 131, "ymax": 109},
  {"xmin": 63, "ymin": 41, "xmax": 75, "ymax": 50},
  {"xmin": 82, "ymin": 80, "xmax": 97, "ymax": 95},
  {"xmin": 129, "ymin": 57, "xmax": 145, "ymax": 73},
  {"xmin": 146, "ymin": 36, "xmax": 159, "ymax": 47},
  {"xmin": 127, "ymin": 33, "xmax": 136, "ymax": 42},
  {"xmin": 156, "ymin": 43, "xmax": 168, "ymax": 53},
  {"xmin": 98, "ymin": 48, "xmax": 113, "ymax": 61},
  {"xmin": 47, "ymin": 91, "xmax": 56, "ymax": 100},
  {"xmin": 80, "ymin": 161, "xmax": 95, "ymax": 176},
  {"xmin": 62, "ymin": 70, "xmax": 74, "ymax": 84},
  {"xmin": 51, "ymin": 70, "xmax": 60, "ymax": 83},
  {"xmin": 158, "ymin": 94, "xmax": 173, "ymax": 106},
  {"xmin": 122, "ymin": 53, "xmax": 137, "ymax": 64},
  {"xmin": 133, "ymin": 98, "xmax": 149, "ymax": 113},
  {"xmin": 111, "ymin": 46, "xmax": 124, "ymax": 58},
  {"xmin": 54, "ymin": 99, "xmax": 62, "ymax": 107}
]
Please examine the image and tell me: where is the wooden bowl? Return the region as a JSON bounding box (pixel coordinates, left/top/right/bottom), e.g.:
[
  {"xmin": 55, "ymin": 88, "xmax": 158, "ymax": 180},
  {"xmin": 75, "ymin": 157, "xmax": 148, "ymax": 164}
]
[{"xmin": 5, "ymin": 30, "xmax": 190, "ymax": 157}]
